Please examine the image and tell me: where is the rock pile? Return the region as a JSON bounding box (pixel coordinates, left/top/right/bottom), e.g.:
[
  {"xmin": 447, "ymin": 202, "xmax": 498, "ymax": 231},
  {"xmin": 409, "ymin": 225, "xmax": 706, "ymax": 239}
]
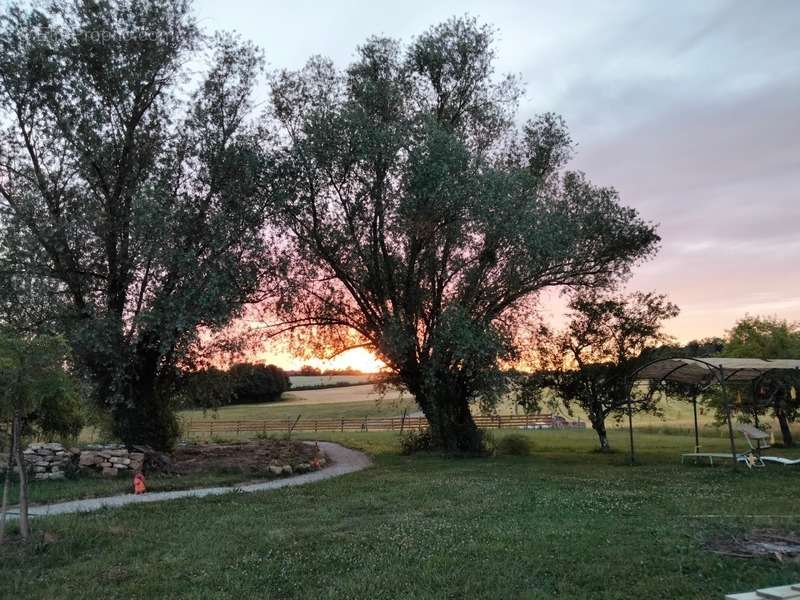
[
  {"xmin": 0, "ymin": 443, "xmax": 147, "ymax": 479},
  {"xmin": 78, "ymin": 444, "xmax": 145, "ymax": 478},
  {"xmin": 21, "ymin": 442, "xmax": 77, "ymax": 480}
]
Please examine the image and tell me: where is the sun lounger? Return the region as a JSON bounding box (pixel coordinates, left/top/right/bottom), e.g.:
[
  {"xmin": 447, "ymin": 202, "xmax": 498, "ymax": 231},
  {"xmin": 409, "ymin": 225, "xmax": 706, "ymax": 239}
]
[
  {"xmin": 726, "ymin": 583, "xmax": 800, "ymax": 599},
  {"xmin": 760, "ymin": 456, "xmax": 800, "ymax": 466},
  {"xmin": 681, "ymin": 452, "xmax": 749, "ymax": 466},
  {"xmin": 682, "ymin": 424, "xmax": 800, "ymax": 469}
]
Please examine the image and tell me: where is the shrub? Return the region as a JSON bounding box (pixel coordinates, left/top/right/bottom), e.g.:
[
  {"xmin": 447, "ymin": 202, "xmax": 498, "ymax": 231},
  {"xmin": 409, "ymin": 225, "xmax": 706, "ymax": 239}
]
[
  {"xmin": 495, "ymin": 434, "xmax": 531, "ymax": 456},
  {"xmin": 229, "ymin": 363, "xmax": 290, "ymax": 404},
  {"xmin": 178, "ymin": 363, "xmax": 290, "ymax": 408},
  {"xmin": 399, "ymin": 429, "xmax": 434, "ymax": 455}
]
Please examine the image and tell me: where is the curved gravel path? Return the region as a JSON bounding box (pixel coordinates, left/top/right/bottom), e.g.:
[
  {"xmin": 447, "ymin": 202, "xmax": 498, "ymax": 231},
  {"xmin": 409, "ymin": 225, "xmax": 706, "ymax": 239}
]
[{"xmin": 6, "ymin": 442, "xmax": 370, "ymax": 520}]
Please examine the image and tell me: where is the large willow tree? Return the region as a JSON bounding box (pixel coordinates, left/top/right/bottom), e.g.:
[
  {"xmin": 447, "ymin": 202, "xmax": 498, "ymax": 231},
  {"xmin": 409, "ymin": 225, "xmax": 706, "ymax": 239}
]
[
  {"xmin": 266, "ymin": 18, "xmax": 660, "ymax": 452},
  {"xmin": 0, "ymin": 1, "xmax": 270, "ymax": 449}
]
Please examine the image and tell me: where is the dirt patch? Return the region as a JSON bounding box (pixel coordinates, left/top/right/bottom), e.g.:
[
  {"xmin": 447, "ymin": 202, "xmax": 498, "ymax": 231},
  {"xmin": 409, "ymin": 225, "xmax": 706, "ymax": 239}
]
[
  {"xmin": 706, "ymin": 529, "xmax": 800, "ymax": 562},
  {"xmin": 170, "ymin": 440, "xmax": 326, "ymax": 476}
]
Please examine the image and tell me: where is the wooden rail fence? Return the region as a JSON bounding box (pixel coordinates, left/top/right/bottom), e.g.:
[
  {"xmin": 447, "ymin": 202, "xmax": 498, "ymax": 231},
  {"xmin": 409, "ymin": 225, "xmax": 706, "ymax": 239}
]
[{"xmin": 184, "ymin": 413, "xmax": 585, "ymax": 437}]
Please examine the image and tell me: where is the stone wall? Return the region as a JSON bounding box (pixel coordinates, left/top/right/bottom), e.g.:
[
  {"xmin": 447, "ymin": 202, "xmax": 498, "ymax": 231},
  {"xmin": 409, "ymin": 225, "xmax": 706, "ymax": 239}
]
[
  {"xmin": 22, "ymin": 442, "xmax": 77, "ymax": 480},
  {"xmin": 78, "ymin": 444, "xmax": 145, "ymax": 477},
  {"xmin": 0, "ymin": 443, "xmax": 145, "ymax": 479}
]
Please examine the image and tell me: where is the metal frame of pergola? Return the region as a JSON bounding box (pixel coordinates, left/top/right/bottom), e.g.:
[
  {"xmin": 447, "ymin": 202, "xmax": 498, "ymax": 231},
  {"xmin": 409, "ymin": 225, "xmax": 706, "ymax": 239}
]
[{"xmin": 625, "ymin": 357, "xmax": 800, "ymax": 469}]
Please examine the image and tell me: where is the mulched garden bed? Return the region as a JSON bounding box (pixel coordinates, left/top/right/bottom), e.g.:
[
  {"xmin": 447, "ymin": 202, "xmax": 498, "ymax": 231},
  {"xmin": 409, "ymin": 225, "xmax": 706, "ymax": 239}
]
[
  {"xmin": 169, "ymin": 439, "xmax": 328, "ymax": 476},
  {"xmin": 706, "ymin": 529, "xmax": 800, "ymax": 562}
]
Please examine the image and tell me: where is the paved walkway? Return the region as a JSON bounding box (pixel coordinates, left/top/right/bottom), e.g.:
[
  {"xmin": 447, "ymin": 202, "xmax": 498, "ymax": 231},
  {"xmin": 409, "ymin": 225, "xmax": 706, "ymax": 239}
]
[{"xmin": 5, "ymin": 442, "xmax": 370, "ymax": 520}]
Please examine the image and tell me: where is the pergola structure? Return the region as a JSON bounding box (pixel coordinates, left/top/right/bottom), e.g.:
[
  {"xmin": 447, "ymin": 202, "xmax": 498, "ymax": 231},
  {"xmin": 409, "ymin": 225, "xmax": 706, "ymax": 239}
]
[{"xmin": 627, "ymin": 357, "xmax": 800, "ymax": 468}]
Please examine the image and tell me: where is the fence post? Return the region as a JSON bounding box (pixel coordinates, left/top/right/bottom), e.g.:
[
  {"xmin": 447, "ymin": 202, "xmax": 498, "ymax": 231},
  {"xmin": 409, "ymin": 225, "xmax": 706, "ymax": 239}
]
[
  {"xmin": 341, "ymin": 418, "xmax": 344, "ymax": 432},
  {"xmin": 400, "ymin": 408, "xmax": 407, "ymax": 434}
]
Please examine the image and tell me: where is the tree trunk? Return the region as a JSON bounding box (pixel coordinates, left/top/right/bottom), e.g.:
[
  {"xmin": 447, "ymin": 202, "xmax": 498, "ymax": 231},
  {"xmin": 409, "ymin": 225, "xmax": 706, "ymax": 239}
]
[
  {"xmin": 411, "ymin": 379, "xmax": 483, "ymax": 454},
  {"xmin": 105, "ymin": 338, "xmax": 178, "ymax": 451},
  {"xmin": 0, "ymin": 424, "xmax": 15, "ymax": 545},
  {"xmin": 13, "ymin": 412, "xmax": 30, "ymax": 540},
  {"xmin": 590, "ymin": 414, "xmax": 611, "ymax": 452},
  {"xmin": 776, "ymin": 407, "xmax": 794, "ymax": 447},
  {"xmin": 111, "ymin": 381, "xmax": 178, "ymax": 451}
]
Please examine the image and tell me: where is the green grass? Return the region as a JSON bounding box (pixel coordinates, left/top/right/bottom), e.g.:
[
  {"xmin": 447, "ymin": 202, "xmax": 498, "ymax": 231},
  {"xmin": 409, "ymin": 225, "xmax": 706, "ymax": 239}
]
[
  {"xmin": 0, "ymin": 469, "xmax": 285, "ymax": 507},
  {"xmin": 2, "ymin": 429, "xmax": 800, "ymax": 599}
]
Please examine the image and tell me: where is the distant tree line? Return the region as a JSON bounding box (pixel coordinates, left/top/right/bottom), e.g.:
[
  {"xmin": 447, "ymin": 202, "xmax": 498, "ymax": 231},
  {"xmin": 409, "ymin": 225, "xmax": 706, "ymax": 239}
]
[{"xmin": 287, "ymin": 366, "xmax": 367, "ymax": 377}]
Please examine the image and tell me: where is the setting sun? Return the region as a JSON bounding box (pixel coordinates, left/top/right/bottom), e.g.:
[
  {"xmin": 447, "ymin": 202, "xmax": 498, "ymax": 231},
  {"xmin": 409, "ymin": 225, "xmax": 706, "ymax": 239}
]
[{"xmin": 253, "ymin": 347, "xmax": 385, "ymax": 373}]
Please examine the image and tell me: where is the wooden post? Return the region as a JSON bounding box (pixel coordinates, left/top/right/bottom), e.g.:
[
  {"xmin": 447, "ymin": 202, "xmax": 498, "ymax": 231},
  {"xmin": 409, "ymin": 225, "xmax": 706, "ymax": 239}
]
[
  {"xmin": 692, "ymin": 395, "xmax": 700, "ymax": 453},
  {"xmin": 627, "ymin": 398, "xmax": 635, "ymax": 466},
  {"xmin": 720, "ymin": 367, "xmax": 738, "ymax": 471},
  {"xmin": 400, "ymin": 408, "xmax": 407, "ymax": 434},
  {"xmin": 288, "ymin": 414, "xmax": 301, "ymax": 439}
]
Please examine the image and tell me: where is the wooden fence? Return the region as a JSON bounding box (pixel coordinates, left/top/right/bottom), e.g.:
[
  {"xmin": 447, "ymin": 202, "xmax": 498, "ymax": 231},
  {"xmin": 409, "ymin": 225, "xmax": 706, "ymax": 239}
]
[{"xmin": 184, "ymin": 413, "xmax": 585, "ymax": 437}]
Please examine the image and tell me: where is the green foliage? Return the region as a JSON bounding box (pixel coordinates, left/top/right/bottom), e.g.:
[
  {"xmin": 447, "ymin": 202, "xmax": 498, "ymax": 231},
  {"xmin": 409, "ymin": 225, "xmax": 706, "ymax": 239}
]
[
  {"xmin": 494, "ymin": 433, "xmax": 531, "ymax": 456},
  {"xmin": 267, "ymin": 16, "xmax": 660, "ymax": 452},
  {"xmin": 529, "ymin": 291, "xmax": 679, "ymax": 451},
  {"xmin": 179, "ymin": 363, "xmax": 290, "ymax": 409},
  {"xmin": 229, "ymin": 364, "xmax": 291, "ymax": 404},
  {"xmin": 717, "ymin": 316, "xmax": 800, "ymax": 446},
  {"xmin": 0, "ymin": 331, "xmax": 82, "ymax": 440},
  {"xmin": 723, "ymin": 316, "xmax": 800, "ymax": 359},
  {"xmin": 0, "ymin": 2, "xmax": 272, "ymax": 449}
]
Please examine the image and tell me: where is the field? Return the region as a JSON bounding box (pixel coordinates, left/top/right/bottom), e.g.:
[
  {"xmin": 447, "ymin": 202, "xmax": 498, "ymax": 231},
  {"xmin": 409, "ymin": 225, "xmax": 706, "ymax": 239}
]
[
  {"xmin": 179, "ymin": 384, "xmax": 415, "ymax": 424},
  {"xmin": 178, "ymin": 383, "xmax": 792, "ymax": 440},
  {"xmin": 288, "ymin": 375, "xmax": 376, "ymax": 388},
  {"xmin": 2, "ymin": 429, "xmax": 800, "ymax": 599}
]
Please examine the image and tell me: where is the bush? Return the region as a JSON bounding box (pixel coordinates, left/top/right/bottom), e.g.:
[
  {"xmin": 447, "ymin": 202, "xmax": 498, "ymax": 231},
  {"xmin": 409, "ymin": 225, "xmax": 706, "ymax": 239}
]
[
  {"xmin": 495, "ymin": 433, "xmax": 531, "ymax": 456},
  {"xmin": 229, "ymin": 363, "xmax": 290, "ymax": 404},
  {"xmin": 29, "ymin": 383, "xmax": 84, "ymax": 440},
  {"xmin": 399, "ymin": 430, "xmax": 434, "ymax": 455},
  {"xmin": 178, "ymin": 363, "xmax": 290, "ymax": 408}
]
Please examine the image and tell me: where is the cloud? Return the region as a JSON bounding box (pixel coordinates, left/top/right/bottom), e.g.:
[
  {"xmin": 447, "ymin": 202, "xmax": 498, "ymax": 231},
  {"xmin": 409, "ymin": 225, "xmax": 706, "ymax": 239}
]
[{"xmin": 195, "ymin": 0, "xmax": 800, "ymax": 341}]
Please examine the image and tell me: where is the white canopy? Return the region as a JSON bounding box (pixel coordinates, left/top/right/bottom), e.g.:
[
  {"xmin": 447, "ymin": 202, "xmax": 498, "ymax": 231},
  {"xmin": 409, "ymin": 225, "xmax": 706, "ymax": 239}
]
[
  {"xmin": 626, "ymin": 357, "xmax": 800, "ymax": 469},
  {"xmin": 632, "ymin": 357, "xmax": 800, "ymax": 385}
]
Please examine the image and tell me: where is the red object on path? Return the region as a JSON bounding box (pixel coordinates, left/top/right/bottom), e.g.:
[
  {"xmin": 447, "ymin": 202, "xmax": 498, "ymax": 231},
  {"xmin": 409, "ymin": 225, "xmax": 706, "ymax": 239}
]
[{"xmin": 133, "ymin": 472, "xmax": 146, "ymax": 495}]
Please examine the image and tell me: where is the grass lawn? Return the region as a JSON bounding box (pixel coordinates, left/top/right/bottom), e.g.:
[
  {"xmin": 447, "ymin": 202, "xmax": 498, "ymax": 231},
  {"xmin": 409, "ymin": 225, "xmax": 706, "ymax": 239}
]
[
  {"xmin": 2, "ymin": 429, "xmax": 800, "ymax": 599},
  {"xmin": 0, "ymin": 469, "xmax": 292, "ymax": 507}
]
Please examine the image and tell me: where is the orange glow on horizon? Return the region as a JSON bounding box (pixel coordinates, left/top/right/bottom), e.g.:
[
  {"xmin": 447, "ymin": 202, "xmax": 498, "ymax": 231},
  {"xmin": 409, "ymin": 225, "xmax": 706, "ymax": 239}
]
[{"xmin": 252, "ymin": 347, "xmax": 386, "ymax": 373}]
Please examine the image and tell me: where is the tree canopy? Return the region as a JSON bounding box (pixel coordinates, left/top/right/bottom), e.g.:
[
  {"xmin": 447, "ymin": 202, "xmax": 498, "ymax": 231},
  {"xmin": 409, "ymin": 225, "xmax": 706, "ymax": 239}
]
[
  {"xmin": 721, "ymin": 316, "xmax": 800, "ymax": 446},
  {"xmin": 0, "ymin": 0, "xmax": 272, "ymax": 449},
  {"xmin": 0, "ymin": 331, "xmax": 79, "ymax": 541},
  {"xmin": 528, "ymin": 291, "xmax": 679, "ymax": 451},
  {"xmin": 265, "ymin": 17, "xmax": 661, "ymax": 451}
]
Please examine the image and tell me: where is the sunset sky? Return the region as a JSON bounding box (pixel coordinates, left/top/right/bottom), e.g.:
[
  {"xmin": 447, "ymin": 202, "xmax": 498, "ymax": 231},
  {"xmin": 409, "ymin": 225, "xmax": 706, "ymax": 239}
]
[{"xmin": 197, "ymin": 0, "xmax": 800, "ymax": 371}]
